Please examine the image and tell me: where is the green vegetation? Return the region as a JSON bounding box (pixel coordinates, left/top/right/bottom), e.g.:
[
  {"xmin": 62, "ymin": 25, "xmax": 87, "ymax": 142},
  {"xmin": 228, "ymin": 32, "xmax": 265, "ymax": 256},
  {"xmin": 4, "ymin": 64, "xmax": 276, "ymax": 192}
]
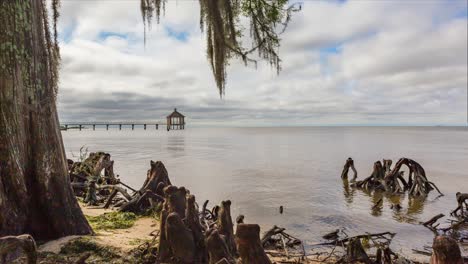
[
  {"xmin": 86, "ymin": 211, "xmax": 138, "ymax": 230},
  {"xmin": 60, "ymin": 237, "xmax": 121, "ymax": 259}
]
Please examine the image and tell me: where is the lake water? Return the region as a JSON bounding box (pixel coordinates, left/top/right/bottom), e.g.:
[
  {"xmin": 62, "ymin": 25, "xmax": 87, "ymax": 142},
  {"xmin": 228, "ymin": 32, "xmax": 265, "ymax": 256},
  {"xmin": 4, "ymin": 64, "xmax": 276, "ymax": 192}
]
[{"xmin": 62, "ymin": 126, "xmax": 468, "ymax": 260}]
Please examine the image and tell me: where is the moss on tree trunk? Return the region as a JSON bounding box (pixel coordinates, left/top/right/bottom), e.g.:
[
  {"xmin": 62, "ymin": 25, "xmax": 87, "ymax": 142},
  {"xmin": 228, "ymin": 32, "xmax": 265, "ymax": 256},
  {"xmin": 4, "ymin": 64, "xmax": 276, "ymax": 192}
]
[{"xmin": 0, "ymin": 0, "xmax": 92, "ymax": 239}]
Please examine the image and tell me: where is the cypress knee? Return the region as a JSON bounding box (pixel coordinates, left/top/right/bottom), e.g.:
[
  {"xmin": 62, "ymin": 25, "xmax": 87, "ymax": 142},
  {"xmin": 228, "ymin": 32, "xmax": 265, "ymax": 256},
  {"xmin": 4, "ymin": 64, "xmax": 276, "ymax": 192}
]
[
  {"xmin": 430, "ymin": 236, "xmax": 463, "ymax": 264},
  {"xmin": 235, "ymin": 224, "xmax": 271, "ymax": 264}
]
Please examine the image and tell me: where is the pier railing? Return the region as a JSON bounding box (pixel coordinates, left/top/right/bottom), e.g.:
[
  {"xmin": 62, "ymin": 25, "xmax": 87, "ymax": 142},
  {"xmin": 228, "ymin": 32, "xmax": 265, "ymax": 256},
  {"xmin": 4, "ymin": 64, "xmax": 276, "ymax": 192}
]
[{"xmin": 60, "ymin": 123, "xmax": 162, "ymax": 131}]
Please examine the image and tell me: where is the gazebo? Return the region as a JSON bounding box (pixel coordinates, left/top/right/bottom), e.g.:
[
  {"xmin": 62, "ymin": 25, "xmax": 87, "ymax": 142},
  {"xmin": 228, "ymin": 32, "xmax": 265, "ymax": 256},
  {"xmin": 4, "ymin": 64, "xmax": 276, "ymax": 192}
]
[{"xmin": 166, "ymin": 108, "xmax": 185, "ymax": 130}]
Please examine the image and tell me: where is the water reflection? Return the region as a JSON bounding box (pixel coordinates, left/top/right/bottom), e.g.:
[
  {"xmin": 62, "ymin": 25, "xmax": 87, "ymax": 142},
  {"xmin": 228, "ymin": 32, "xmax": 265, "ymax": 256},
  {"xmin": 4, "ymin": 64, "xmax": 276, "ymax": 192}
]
[
  {"xmin": 166, "ymin": 135, "xmax": 186, "ymax": 155},
  {"xmin": 342, "ymin": 179, "xmax": 355, "ymax": 205},
  {"xmin": 343, "ymin": 179, "xmax": 428, "ymax": 223}
]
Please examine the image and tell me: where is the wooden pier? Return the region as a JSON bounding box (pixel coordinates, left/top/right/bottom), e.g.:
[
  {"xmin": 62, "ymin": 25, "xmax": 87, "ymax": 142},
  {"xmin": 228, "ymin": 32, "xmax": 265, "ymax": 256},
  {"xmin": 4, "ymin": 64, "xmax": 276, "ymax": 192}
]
[
  {"xmin": 61, "ymin": 108, "xmax": 187, "ymax": 131},
  {"xmin": 60, "ymin": 123, "xmax": 160, "ymax": 131}
]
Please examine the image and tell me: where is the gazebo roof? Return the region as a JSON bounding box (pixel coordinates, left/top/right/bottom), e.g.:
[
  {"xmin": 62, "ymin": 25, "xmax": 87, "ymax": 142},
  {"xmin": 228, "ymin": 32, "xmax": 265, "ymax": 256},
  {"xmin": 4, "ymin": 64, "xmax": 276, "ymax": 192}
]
[{"xmin": 167, "ymin": 108, "xmax": 185, "ymax": 118}]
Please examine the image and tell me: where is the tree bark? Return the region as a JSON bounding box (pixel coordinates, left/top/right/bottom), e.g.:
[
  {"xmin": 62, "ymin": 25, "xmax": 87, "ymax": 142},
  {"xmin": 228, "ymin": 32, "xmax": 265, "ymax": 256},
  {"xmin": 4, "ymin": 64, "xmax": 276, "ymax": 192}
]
[
  {"xmin": 0, "ymin": 234, "xmax": 37, "ymax": 264},
  {"xmin": 217, "ymin": 200, "xmax": 237, "ymax": 256},
  {"xmin": 341, "ymin": 157, "xmax": 357, "ymax": 181},
  {"xmin": 0, "ymin": 0, "xmax": 92, "ymax": 239},
  {"xmin": 235, "ymin": 224, "xmax": 271, "ymax": 264}
]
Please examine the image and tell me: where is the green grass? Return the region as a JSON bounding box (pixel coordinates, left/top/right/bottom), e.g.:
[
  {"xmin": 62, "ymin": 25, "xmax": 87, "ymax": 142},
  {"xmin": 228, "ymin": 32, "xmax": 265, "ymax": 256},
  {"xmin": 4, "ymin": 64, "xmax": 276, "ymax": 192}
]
[
  {"xmin": 60, "ymin": 237, "xmax": 120, "ymax": 259},
  {"xmin": 86, "ymin": 211, "xmax": 137, "ymax": 230}
]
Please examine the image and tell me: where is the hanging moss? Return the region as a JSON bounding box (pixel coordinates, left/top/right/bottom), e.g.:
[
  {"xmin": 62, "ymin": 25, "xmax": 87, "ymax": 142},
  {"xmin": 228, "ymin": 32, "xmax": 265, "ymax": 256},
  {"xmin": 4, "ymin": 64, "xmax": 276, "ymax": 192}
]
[{"xmin": 140, "ymin": 0, "xmax": 300, "ymax": 96}]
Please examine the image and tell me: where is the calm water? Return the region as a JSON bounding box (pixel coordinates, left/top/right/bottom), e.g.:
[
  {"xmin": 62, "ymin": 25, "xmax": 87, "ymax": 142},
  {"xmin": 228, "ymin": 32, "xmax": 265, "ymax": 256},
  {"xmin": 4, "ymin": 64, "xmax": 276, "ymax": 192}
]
[{"xmin": 62, "ymin": 127, "xmax": 468, "ymax": 259}]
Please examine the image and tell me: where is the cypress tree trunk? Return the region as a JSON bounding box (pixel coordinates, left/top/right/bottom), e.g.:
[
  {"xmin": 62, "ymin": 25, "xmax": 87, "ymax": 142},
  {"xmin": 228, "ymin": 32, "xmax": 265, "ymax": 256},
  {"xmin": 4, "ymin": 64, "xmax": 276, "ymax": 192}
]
[{"xmin": 0, "ymin": 0, "xmax": 92, "ymax": 239}]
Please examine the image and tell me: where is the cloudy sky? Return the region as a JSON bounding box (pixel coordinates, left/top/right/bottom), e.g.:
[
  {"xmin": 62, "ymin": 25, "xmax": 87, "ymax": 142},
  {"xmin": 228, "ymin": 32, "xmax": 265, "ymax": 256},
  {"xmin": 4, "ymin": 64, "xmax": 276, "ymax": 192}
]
[{"xmin": 56, "ymin": 0, "xmax": 467, "ymax": 126}]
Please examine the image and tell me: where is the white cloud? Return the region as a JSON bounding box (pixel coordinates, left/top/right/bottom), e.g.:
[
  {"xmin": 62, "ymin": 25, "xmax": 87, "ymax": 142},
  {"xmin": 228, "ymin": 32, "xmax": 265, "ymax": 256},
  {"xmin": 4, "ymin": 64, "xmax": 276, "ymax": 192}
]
[{"xmin": 56, "ymin": 0, "xmax": 468, "ymax": 125}]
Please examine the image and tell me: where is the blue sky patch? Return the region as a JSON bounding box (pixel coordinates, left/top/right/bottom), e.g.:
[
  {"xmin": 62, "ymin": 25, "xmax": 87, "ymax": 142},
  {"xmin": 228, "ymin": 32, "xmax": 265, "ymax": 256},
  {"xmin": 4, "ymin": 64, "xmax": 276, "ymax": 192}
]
[
  {"xmin": 98, "ymin": 31, "xmax": 128, "ymax": 41},
  {"xmin": 165, "ymin": 26, "xmax": 189, "ymax": 42}
]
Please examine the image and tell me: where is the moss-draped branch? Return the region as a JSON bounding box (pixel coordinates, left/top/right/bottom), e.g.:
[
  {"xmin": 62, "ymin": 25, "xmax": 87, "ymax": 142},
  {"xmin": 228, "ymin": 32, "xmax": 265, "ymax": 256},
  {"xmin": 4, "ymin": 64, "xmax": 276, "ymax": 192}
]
[
  {"xmin": 2, "ymin": 0, "xmax": 300, "ymax": 98},
  {"xmin": 141, "ymin": 0, "xmax": 301, "ymax": 96}
]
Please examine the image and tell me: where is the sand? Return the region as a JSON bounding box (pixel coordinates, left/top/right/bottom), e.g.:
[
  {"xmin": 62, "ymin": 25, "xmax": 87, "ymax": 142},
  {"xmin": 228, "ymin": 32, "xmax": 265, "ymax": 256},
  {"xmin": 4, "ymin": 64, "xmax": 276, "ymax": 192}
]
[{"xmin": 38, "ymin": 203, "xmax": 159, "ymax": 254}]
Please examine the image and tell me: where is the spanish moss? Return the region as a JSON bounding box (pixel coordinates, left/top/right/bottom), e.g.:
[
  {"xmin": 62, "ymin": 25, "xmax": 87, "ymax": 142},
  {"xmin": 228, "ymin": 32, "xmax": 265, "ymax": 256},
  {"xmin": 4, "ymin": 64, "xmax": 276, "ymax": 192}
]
[{"xmin": 141, "ymin": 0, "xmax": 301, "ymax": 96}]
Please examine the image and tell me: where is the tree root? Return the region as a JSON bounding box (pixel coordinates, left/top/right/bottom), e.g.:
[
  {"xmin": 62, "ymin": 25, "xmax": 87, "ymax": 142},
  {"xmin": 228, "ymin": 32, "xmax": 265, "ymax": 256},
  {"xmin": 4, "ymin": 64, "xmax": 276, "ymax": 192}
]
[{"xmin": 350, "ymin": 157, "xmax": 443, "ymax": 197}]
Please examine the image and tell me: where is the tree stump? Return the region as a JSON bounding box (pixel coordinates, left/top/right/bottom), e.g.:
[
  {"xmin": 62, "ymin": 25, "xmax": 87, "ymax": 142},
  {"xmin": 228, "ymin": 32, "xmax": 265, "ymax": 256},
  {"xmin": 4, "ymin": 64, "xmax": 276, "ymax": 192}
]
[
  {"xmin": 185, "ymin": 195, "xmax": 207, "ymax": 262},
  {"xmin": 430, "ymin": 236, "xmax": 463, "ymax": 264},
  {"xmin": 118, "ymin": 161, "xmax": 170, "ymax": 214},
  {"xmin": 158, "ymin": 185, "xmax": 190, "ymax": 262},
  {"xmin": 345, "ymin": 237, "xmax": 370, "ymax": 264},
  {"xmin": 206, "ymin": 229, "xmax": 234, "ymax": 264},
  {"xmin": 341, "ymin": 157, "xmax": 357, "ymax": 181},
  {"xmin": 217, "ymin": 200, "xmax": 237, "ymax": 256},
  {"xmin": 165, "ymin": 212, "xmax": 196, "ymax": 263},
  {"xmin": 235, "ymin": 224, "xmax": 271, "ymax": 264},
  {"xmin": 0, "ymin": 234, "xmax": 37, "ymax": 264},
  {"xmin": 139, "ymin": 160, "xmax": 171, "ymax": 193}
]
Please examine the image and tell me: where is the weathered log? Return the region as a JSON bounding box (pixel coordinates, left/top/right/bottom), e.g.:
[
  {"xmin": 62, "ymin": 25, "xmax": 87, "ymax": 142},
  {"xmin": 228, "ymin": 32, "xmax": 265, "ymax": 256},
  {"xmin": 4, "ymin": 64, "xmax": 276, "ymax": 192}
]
[
  {"xmin": 206, "ymin": 229, "xmax": 234, "ymax": 264},
  {"xmin": 261, "ymin": 225, "xmax": 285, "ymax": 247},
  {"xmin": 341, "ymin": 157, "xmax": 357, "ymax": 181},
  {"xmin": 217, "ymin": 200, "xmax": 237, "ymax": 257},
  {"xmin": 119, "ymin": 190, "xmax": 164, "ymax": 214},
  {"xmin": 312, "ymin": 232, "xmax": 396, "ymax": 247},
  {"xmin": 0, "ymin": 234, "xmax": 37, "ymax": 264},
  {"xmin": 430, "ymin": 236, "xmax": 463, "ymax": 264},
  {"xmin": 165, "ymin": 212, "xmax": 196, "ymax": 263},
  {"xmin": 98, "ymin": 185, "xmax": 132, "ymax": 201},
  {"xmin": 423, "ymin": 214, "xmax": 445, "ymax": 229},
  {"xmin": 235, "ymin": 224, "xmax": 271, "ymax": 264}
]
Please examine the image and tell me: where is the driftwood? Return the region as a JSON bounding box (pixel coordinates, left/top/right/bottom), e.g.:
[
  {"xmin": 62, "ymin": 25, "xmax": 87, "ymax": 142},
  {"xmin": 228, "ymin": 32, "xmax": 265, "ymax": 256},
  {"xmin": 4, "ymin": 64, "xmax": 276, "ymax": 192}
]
[
  {"xmin": 261, "ymin": 226, "xmax": 305, "ymax": 260},
  {"xmin": 451, "ymin": 192, "xmax": 468, "ymax": 216},
  {"xmin": 311, "ymin": 231, "xmax": 401, "ymax": 264},
  {"xmin": 423, "ymin": 214, "xmax": 445, "ymax": 231},
  {"xmin": 430, "ymin": 235, "xmax": 463, "ymax": 264},
  {"xmin": 0, "ymin": 234, "xmax": 37, "ymax": 264},
  {"xmin": 118, "ymin": 161, "xmax": 171, "ymax": 214},
  {"xmin": 341, "ymin": 157, "xmax": 357, "ymax": 181},
  {"xmin": 353, "ymin": 158, "xmax": 443, "ymax": 197},
  {"xmin": 236, "ymin": 224, "xmax": 272, "ymax": 264},
  {"xmin": 69, "ymin": 152, "xmax": 116, "ymax": 184}
]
